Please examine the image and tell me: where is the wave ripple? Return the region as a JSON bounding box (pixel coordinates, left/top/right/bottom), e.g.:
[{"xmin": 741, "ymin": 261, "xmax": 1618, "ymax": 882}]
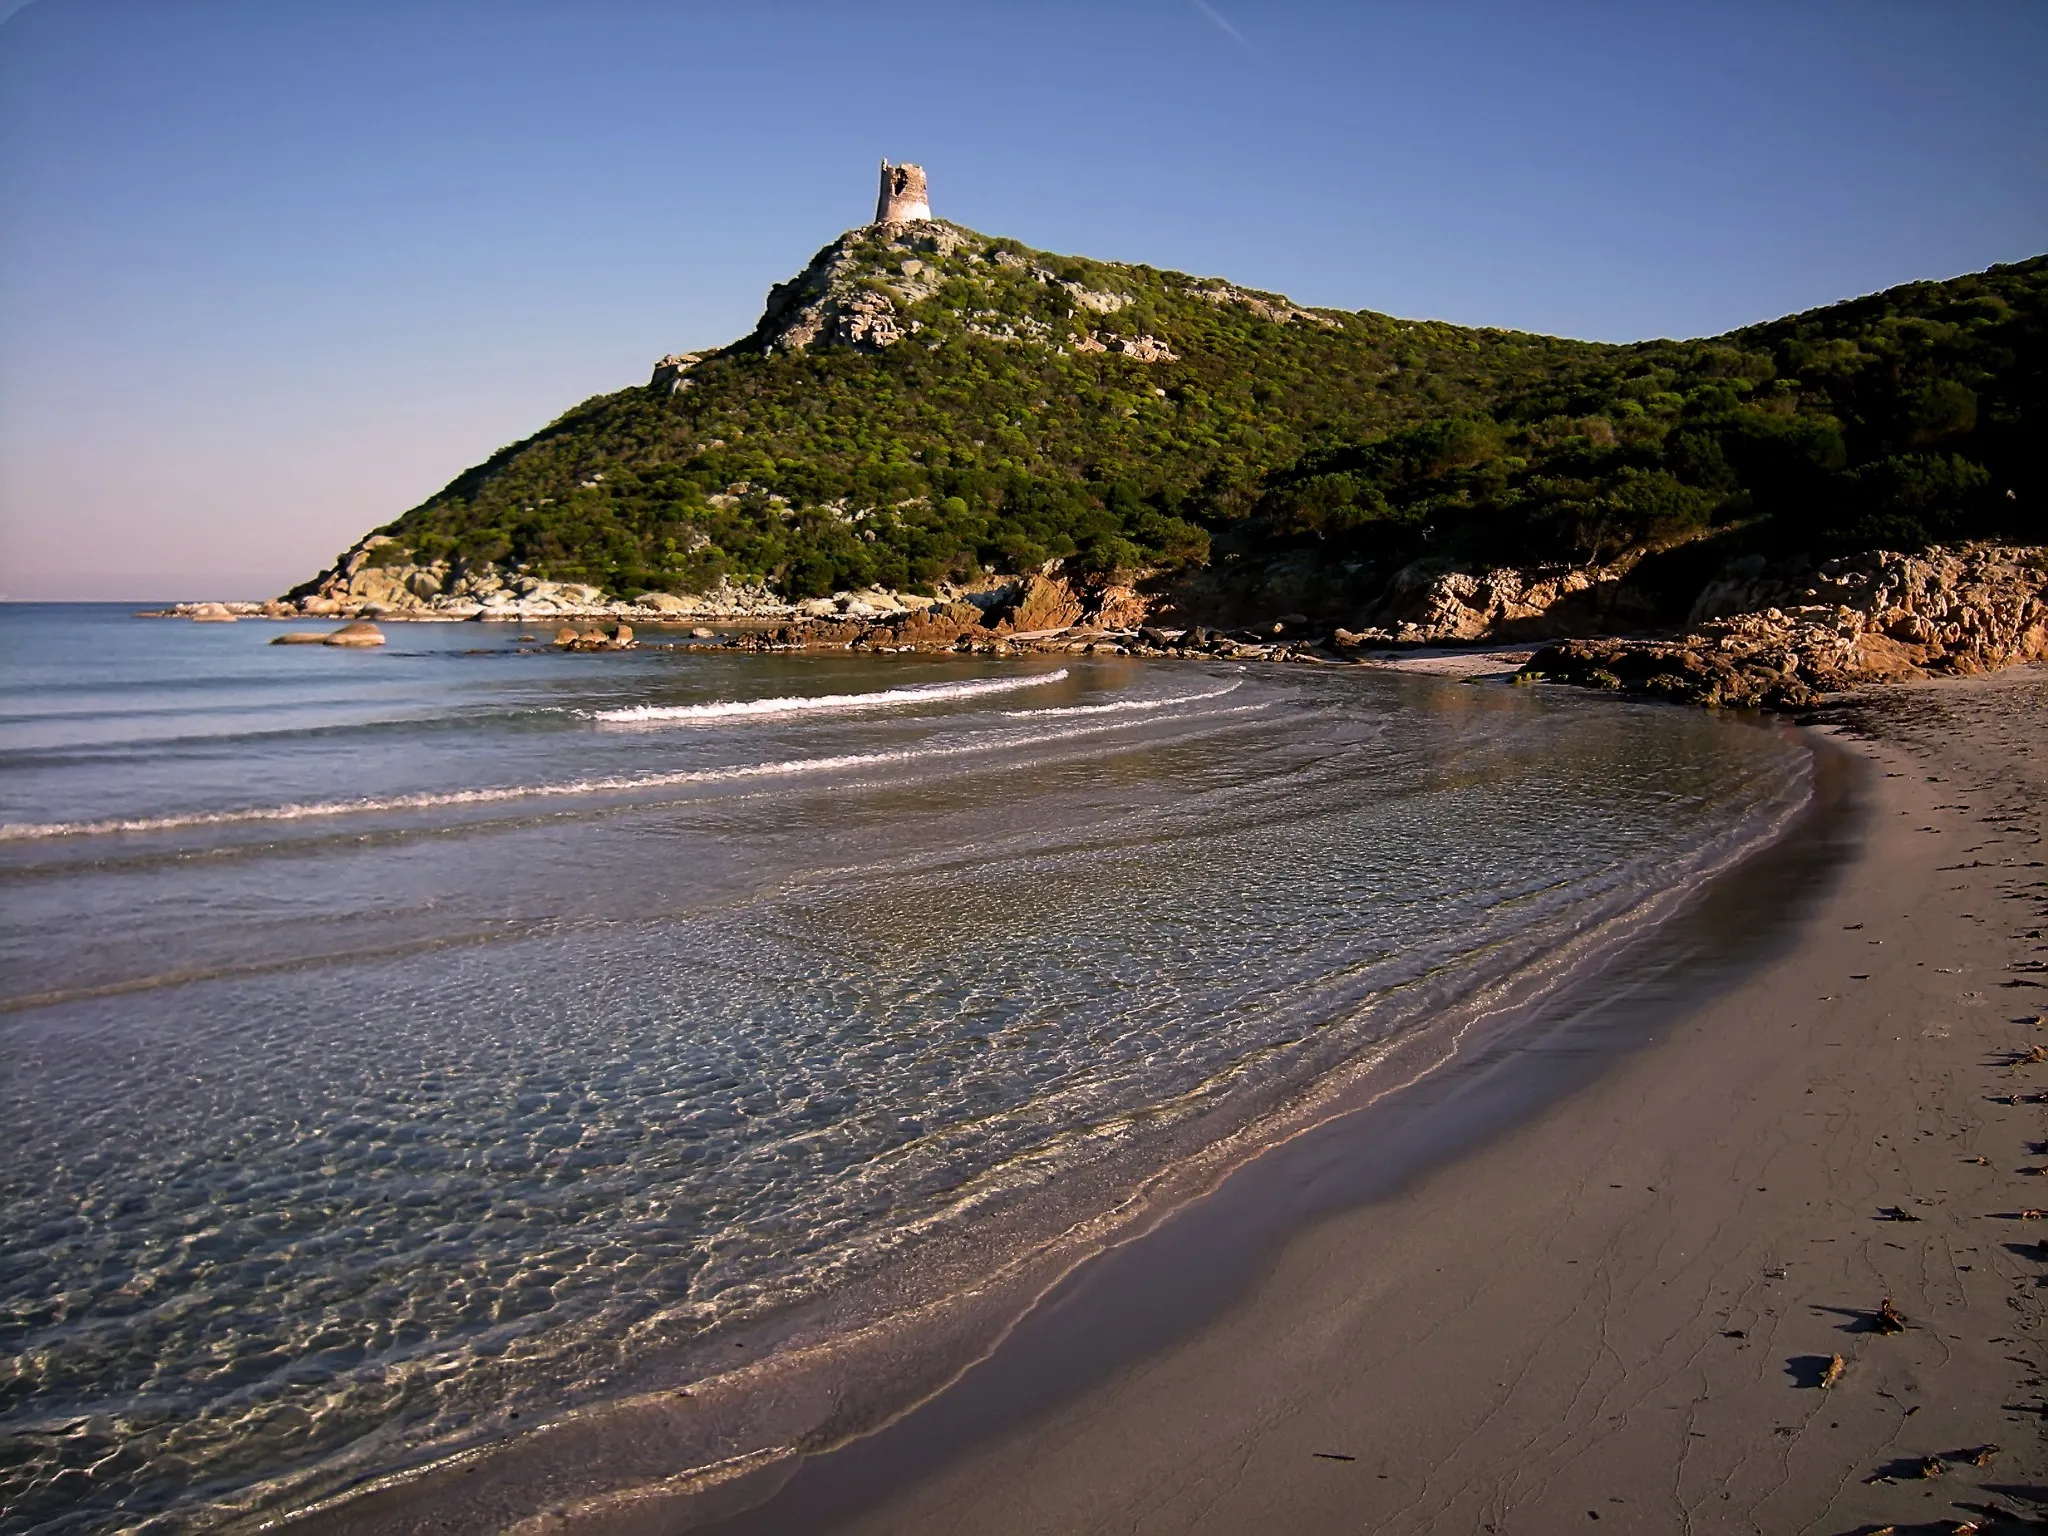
[{"xmin": 592, "ymin": 670, "xmax": 1068, "ymax": 724}]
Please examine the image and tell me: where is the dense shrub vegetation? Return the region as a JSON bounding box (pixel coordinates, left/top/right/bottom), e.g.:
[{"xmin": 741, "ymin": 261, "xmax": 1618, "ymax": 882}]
[
  {"xmin": 369, "ymin": 227, "xmax": 2045, "ymax": 598},
  {"xmin": 1242, "ymin": 258, "xmax": 2045, "ymax": 580}
]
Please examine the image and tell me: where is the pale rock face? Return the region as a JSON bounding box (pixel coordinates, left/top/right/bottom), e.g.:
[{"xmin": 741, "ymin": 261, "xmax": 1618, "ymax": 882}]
[
  {"xmin": 834, "ymin": 291, "xmax": 905, "ymax": 349},
  {"xmin": 1195, "ymin": 282, "xmax": 1337, "ymax": 329},
  {"xmin": 1111, "ymin": 335, "xmax": 1178, "ymax": 362},
  {"xmin": 344, "ymin": 568, "xmax": 418, "ymax": 608},
  {"xmin": 649, "ymin": 352, "xmax": 703, "ymax": 392},
  {"xmin": 839, "ymin": 588, "xmax": 907, "ymax": 615},
  {"xmin": 1071, "ymin": 332, "xmax": 1178, "ymax": 362},
  {"xmin": 753, "ymin": 228, "xmax": 941, "ymax": 355},
  {"xmin": 1064, "ymin": 284, "xmax": 1131, "ymax": 315}
]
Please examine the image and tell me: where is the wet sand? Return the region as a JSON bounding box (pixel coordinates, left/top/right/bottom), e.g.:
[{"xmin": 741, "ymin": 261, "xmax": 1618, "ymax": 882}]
[{"xmin": 696, "ymin": 666, "xmax": 2048, "ymax": 1535}]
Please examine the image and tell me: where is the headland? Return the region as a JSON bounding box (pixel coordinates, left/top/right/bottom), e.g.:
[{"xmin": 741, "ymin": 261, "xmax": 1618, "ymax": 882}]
[{"xmin": 146, "ymin": 163, "xmax": 2043, "ymax": 714}]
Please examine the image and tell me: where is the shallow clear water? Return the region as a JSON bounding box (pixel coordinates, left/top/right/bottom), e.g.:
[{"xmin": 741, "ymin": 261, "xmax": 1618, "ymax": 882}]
[{"xmin": 0, "ymin": 605, "xmax": 1809, "ymax": 1532}]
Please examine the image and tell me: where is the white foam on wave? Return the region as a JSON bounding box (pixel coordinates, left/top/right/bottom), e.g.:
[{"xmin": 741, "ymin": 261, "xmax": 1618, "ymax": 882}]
[
  {"xmin": 0, "ymin": 697, "xmax": 1263, "ymax": 843},
  {"xmin": 1004, "ymin": 680, "xmax": 1243, "ymax": 718},
  {"xmin": 592, "ymin": 670, "xmax": 1068, "ymax": 724}
]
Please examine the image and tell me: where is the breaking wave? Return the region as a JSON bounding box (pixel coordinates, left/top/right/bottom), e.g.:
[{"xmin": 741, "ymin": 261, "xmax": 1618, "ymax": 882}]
[
  {"xmin": 0, "ymin": 703, "xmax": 1243, "ymax": 842},
  {"xmin": 1006, "ymin": 679, "xmax": 1243, "ymax": 717},
  {"xmin": 592, "ymin": 670, "xmax": 1068, "ymax": 724}
]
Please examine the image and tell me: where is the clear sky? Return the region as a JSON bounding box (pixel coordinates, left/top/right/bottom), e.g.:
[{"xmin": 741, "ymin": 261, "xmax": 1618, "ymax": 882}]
[{"xmin": 2, "ymin": 0, "xmax": 2043, "ymax": 600}]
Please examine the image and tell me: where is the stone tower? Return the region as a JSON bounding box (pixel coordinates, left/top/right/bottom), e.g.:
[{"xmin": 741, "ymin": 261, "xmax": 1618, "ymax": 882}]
[{"xmin": 875, "ymin": 160, "xmax": 932, "ymax": 224}]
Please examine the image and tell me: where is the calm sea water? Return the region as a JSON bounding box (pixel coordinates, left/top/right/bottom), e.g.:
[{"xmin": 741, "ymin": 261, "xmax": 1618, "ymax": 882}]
[{"xmin": 0, "ymin": 604, "xmax": 1810, "ymax": 1533}]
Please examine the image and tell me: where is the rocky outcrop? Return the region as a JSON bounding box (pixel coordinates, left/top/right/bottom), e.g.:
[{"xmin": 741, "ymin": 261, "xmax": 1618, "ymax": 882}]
[
  {"xmin": 723, "ymin": 572, "xmax": 1201, "ymax": 658},
  {"xmin": 1521, "ymin": 545, "xmax": 2048, "ymax": 708},
  {"xmin": 748, "ymin": 225, "xmax": 967, "ymax": 356},
  {"xmin": 1063, "ymin": 283, "xmax": 1130, "ymax": 315},
  {"xmin": 1361, "ymin": 559, "xmax": 1652, "ymax": 642},
  {"xmin": 247, "ymin": 532, "xmax": 814, "ymax": 623},
  {"xmin": 156, "ymin": 530, "xmax": 1159, "ymax": 637},
  {"xmin": 724, "ymin": 610, "xmax": 1327, "ymax": 665},
  {"xmin": 740, "ymin": 222, "xmax": 1219, "ymax": 366},
  {"xmin": 1004, "ymin": 574, "xmax": 1086, "ymax": 632},
  {"xmin": 1194, "ymin": 281, "xmax": 1338, "ymax": 329},
  {"xmin": 649, "ymin": 353, "xmax": 704, "ymax": 393},
  {"xmin": 1169, "ymin": 552, "xmax": 1655, "ymax": 643},
  {"xmin": 1068, "ymin": 332, "xmax": 1178, "ymax": 362}
]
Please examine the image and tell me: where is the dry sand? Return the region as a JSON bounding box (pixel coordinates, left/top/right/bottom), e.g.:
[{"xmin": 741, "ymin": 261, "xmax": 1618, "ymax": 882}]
[{"xmin": 706, "ymin": 666, "xmax": 2048, "ymax": 1535}]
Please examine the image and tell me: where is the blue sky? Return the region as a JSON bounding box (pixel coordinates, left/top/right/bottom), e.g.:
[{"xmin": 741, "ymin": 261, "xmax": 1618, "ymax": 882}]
[{"xmin": 2, "ymin": 0, "xmax": 2043, "ymax": 599}]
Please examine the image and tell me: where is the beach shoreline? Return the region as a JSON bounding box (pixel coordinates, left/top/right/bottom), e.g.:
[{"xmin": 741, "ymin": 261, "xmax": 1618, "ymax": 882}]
[
  {"xmin": 681, "ymin": 664, "xmax": 2048, "ymax": 1535},
  {"xmin": 230, "ymin": 663, "xmax": 2048, "ymax": 1536},
  {"xmin": 236, "ymin": 674, "xmax": 1813, "ymax": 1536}
]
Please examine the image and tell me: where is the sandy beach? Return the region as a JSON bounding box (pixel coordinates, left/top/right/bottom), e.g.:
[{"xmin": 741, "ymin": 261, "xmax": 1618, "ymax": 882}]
[{"xmin": 690, "ymin": 664, "xmax": 2048, "ymax": 1536}]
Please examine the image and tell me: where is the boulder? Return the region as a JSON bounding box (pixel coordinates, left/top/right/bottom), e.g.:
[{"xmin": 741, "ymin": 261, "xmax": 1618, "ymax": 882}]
[
  {"xmin": 190, "ymin": 602, "xmax": 236, "ymax": 623},
  {"xmin": 892, "ymin": 610, "xmax": 980, "ymax": 648},
  {"xmin": 322, "ymin": 622, "xmax": 386, "ymax": 648},
  {"xmin": 1005, "ymin": 575, "xmax": 1084, "ymax": 632},
  {"xmin": 270, "ymin": 632, "xmax": 330, "ymax": 645},
  {"xmin": 634, "ymin": 592, "xmax": 694, "ymax": 614},
  {"xmin": 345, "ymin": 567, "xmax": 425, "ymax": 610},
  {"xmin": 1089, "ymin": 584, "xmax": 1153, "ymax": 630}
]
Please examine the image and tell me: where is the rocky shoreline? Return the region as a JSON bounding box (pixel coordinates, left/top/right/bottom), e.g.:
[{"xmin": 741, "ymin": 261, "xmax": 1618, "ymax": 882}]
[
  {"xmin": 151, "ymin": 541, "xmax": 2048, "ymax": 712},
  {"xmin": 1519, "ymin": 543, "xmax": 2048, "ymax": 708}
]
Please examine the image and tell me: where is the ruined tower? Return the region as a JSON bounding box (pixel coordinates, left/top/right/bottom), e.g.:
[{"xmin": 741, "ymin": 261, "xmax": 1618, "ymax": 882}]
[{"xmin": 874, "ymin": 160, "xmax": 931, "ymax": 224}]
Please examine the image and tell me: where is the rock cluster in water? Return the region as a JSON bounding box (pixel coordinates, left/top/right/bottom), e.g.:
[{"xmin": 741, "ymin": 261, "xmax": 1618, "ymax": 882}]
[
  {"xmin": 553, "ymin": 623, "xmax": 635, "ymax": 650},
  {"xmin": 716, "ymin": 574, "xmax": 1330, "ymax": 663}
]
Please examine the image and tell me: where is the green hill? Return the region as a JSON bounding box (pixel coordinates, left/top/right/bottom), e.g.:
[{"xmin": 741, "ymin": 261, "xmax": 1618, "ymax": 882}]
[{"xmin": 316, "ymin": 221, "xmax": 2046, "ymax": 603}]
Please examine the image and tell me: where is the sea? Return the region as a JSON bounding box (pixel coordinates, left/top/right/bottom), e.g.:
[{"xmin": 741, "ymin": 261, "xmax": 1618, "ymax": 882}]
[{"xmin": 0, "ymin": 603, "xmax": 1815, "ymax": 1533}]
